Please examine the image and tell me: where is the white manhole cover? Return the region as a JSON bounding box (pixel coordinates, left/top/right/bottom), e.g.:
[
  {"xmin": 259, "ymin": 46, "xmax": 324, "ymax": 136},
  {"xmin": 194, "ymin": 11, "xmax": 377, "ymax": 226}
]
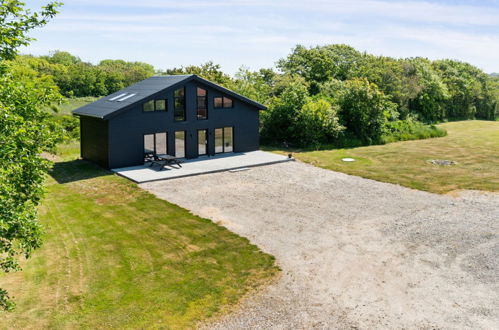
[
  {"xmin": 429, "ymin": 159, "xmax": 457, "ymax": 166},
  {"xmin": 342, "ymin": 158, "xmax": 355, "ymax": 162}
]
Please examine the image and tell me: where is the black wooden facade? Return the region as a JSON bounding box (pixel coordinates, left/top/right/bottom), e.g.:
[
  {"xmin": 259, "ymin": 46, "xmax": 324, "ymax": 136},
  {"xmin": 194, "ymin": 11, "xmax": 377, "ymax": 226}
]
[{"xmin": 73, "ymin": 75, "xmax": 266, "ymax": 169}]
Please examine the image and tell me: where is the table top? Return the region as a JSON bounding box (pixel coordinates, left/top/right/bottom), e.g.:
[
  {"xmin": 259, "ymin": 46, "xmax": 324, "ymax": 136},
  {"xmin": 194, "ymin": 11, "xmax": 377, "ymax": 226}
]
[{"xmin": 156, "ymin": 154, "xmax": 178, "ymax": 160}]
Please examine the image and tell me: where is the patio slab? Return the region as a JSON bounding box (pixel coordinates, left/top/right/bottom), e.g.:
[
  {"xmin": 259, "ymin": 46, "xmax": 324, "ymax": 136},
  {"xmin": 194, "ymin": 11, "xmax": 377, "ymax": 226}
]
[{"xmin": 112, "ymin": 150, "xmax": 293, "ymax": 183}]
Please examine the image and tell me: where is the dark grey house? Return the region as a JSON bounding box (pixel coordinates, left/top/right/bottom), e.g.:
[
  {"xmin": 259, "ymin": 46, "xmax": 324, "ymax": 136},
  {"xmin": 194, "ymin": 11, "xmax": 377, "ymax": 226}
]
[{"xmin": 73, "ymin": 75, "xmax": 266, "ymax": 169}]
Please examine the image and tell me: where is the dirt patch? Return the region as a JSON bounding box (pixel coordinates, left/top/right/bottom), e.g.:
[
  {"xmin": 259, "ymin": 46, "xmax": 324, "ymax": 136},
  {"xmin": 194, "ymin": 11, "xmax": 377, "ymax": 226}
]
[{"xmin": 141, "ymin": 161, "xmax": 499, "ymax": 329}]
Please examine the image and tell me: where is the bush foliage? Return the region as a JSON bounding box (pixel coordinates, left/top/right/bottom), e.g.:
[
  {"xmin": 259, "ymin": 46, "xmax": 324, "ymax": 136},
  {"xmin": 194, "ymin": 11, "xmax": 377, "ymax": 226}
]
[{"xmin": 11, "ymin": 44, "xmax": 499, "ymax": 149}]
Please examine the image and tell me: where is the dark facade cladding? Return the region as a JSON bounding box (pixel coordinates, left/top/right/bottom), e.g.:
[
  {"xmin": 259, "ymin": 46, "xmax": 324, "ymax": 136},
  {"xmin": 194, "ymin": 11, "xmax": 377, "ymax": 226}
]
[{"xmin": 73, "ymin": 75, "xmax": 266, "ymax": 169}]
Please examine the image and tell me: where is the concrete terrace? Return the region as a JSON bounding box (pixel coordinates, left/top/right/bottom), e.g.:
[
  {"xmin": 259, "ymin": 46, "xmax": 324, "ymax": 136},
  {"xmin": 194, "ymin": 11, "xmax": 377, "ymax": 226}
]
[{"xmin": 112, "ymin": 151, "xmax": 293, "ymax": 183}]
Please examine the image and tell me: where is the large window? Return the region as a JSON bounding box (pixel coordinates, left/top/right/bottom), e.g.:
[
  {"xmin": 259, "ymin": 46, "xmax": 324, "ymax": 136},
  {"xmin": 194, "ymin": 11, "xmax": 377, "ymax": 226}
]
[
  {"xmin": 213, "ymin": 96, "xmax": 233, "ymax": 109},
  {"xmin": 144, "ymin": 132, "xmax": 167, "ymax": 155},
  {"xmin": 174, "ymin": 87, "xmax": 185, "ymax": 121},
  {"xmin": 197, "ymin": 87, "xmax": 207, "ymax": 120},
  {"xmin": 175, "ymin": 131, "xmax": 185, "ymax": 158},
  {"xmin": 214, "ymin": 127, "xmax": 233, "ymax": 153},
  {"xmin": 143, "ymin": 99, "xmax": 167, "ymax": 112}
]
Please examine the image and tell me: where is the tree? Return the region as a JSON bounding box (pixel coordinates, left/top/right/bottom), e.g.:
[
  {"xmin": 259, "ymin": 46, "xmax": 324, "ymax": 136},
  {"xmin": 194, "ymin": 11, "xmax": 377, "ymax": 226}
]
[
  {"xmin": 161, "ymin": 61, "xmax": 233, "ymax": 87},
  {"xmin": 297, "ymin": 99, "xmax": 344, "ymax": 146},
  {"xmin": 260, "ymin": 81, "xmax": 309, "ymax": 145},
  {"xmin": 0, "ymin": 0, "xmax": 60, "ymax": 62},
  {"xmin": 338, "ymin": 78, "xmax": 397, "ymax": 144},
  {"xmin": 0, "ymin": 0, "xmax": 62, "ymax": 310},
  {"xmin": 231, "ymin": 67, "xmax": 273, "ymax": 104},
  {"xmin": 432, "ymin": 59, "xmax": 494, "ymax": 120},
  {"xmin": 277, "ymin": 44, "xmax": 362, "ymax": 93}
]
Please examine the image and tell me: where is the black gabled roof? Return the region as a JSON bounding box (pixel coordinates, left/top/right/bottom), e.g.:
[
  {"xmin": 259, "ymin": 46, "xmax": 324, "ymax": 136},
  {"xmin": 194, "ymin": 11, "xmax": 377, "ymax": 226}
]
[{"xmin": 72, "ymin": 74, "xmax": 267, "ymax": 119}]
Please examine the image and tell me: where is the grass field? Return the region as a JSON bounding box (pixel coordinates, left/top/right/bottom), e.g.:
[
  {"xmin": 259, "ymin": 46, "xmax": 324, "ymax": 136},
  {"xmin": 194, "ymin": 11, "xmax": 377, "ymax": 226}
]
[
  {"xmin": 0, "ymin": 143, "xmax": 277, "ymax": 329},
  {"xmin": 49, "ymin": 97, "xmax": 98, "ymax": 116},
  {"xmin": 269, "ymin": 120, "xmax": 499, "ymax": 194}
]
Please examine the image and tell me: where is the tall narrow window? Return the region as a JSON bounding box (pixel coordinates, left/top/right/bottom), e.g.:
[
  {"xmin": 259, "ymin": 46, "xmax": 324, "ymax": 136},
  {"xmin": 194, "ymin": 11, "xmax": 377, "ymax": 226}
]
[
  {"xmin": 174, "ymin": 87, "xmax": 185, "ymax": 121},
  {"xmin": 175, "ymin": 131, "xmax": 185, "ymax": 158},
  {"xmin": 155, "ymin": 132, "xmax": 167, "ymax": 154},
  {"xmin": 197, "ymin": 87, "xmax": 207, "ymax": 120},
  {"xmin": 144, "ymin": 134, "xmax": 154, "ymax": 153},
  {"xmin": 224, "ymin": 127, "xmax": 233, "ymax": 152},
  {"xmin": 198, "ymin": 129, "xmax": 207, "ymax": 156},
  {"xmin": 215, "ymin": 128, "xmax": 223, "ymax": 153}
]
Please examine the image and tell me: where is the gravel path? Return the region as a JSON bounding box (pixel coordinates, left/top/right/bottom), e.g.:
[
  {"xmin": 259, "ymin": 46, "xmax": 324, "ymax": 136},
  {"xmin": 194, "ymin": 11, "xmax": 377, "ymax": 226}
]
[{"xmin": 140, "ymin": 161, "xmax": 499, "ymax": 329}]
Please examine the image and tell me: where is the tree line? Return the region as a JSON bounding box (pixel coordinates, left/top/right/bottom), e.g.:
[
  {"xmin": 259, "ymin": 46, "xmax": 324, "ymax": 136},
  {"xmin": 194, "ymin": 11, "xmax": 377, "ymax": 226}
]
[
  {"xmin": 8, "ymin": 51, "xmax": 155, "ymax": 97},
  {"xmin": 162, "ymin": 45, "xmax": 499, "ymax": 147},
  {"xmin": 10, "ymin": 44, "xmax": 499, "ymax": 148}
]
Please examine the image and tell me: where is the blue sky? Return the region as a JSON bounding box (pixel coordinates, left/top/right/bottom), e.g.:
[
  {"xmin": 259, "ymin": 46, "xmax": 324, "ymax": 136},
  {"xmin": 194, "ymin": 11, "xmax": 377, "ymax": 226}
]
[{"xmin": 23, "ymin": 0, "xmax": 499, "ymax": 74}]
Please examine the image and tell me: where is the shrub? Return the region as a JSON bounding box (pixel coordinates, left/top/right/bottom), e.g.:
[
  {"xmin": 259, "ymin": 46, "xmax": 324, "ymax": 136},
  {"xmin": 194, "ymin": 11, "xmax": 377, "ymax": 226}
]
[
  {"xmin": 48, "ymin": 115, "xmax": 80, "ymax": 141},
  {"xmin": 381, "ymin": 117, "xmax": 447, "ymax": 144},
  {"xmin": 295, "ymin": 99, "xmax": 344, "ymax": 147}
]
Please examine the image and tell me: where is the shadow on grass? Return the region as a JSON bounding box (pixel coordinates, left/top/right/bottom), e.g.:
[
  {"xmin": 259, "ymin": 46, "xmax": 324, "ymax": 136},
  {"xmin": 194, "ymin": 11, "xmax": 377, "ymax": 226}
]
[{"xmin": 49, "ymin": 159, "xmax": 112, "ymax": 184}]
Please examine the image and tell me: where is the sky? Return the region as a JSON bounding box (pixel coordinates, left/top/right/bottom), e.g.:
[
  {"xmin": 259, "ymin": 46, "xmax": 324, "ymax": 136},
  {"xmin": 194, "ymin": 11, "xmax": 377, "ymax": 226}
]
[{"xmin": 23, "ymin": 0, "xmax": 499, "ymax": 74}]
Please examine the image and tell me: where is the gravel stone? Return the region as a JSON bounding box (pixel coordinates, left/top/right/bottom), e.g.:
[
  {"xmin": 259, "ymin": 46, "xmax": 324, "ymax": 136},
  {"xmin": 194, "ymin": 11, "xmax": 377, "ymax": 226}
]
[{"xmin": 140, "ymin": 161, "xmax": 499, "ymax": 329}]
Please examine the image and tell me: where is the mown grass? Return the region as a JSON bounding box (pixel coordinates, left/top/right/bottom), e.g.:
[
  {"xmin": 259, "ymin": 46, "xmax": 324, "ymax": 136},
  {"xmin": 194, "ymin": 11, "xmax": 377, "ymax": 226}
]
[
  {"xmin": 267, "ymin": 120, "xmax": 499, "ymax": 194},
  {"xmin": 0, "ymin": 142, "xmax": 277, "ymax": 329}
]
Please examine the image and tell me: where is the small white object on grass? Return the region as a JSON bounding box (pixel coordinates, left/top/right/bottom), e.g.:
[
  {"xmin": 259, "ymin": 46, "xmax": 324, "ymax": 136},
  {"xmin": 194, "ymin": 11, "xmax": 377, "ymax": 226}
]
[{"xmin": 342, "ymin": 158, "xmax": 355, "ymax": 162}]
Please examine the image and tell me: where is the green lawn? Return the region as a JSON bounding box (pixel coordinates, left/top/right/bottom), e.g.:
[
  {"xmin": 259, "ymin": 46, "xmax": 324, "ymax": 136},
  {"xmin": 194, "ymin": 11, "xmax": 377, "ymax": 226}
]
[
  {"xmin": 268, "ymin": 120, "xmax": 499, "ymax": 194},
  {"xmin": 0, "ymin": 143, "xmax": 277, "ymax": 329},
  {"xmin": 49, "ymin": 97, "xmax": 98, "ymax": 116}
]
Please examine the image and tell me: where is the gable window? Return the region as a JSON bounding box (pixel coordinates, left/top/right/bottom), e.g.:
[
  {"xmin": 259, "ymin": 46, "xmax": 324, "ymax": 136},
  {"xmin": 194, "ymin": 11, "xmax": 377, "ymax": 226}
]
[
  {"xmin": 155, "ymin": 99, "xmax": 166, "ymax": 111},
  {"xmin": 197, "ymin": 87, "xmax": 207, "ymax": 120},
  {"xmin": 214, "ymin": 96, "xmax": 233, "ymax": 109},
  {"xmin": 143, "ymin": 99, "xmax": 167, "ymax": 112},
  {"xmin": 223, "ymin": 97, "xmax": 233, "ymax": 108},
  {"xmin": 214, "ymin": 97, "xmax": 223, "ymax": 109},
  {"xmin": 174, "ymin": 87, "xmax": 185, "ymax": 121},
  {"xmin": 143, "ymin": 100, "xmax": 154, "ymax": 112}
]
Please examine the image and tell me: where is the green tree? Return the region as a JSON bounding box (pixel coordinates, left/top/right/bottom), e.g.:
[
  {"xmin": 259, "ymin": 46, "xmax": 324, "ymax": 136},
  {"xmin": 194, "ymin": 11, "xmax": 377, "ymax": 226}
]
[
  {"xmin": 161, "ymin": 61, "xmax": 233, "ymax": 87},
  {"xmin": 338, "ymin": 78, "xmax": 397, "ymax": 144},
  {"xmin": 405, "ymin": 58, "xmax": 449, "ymax": 122},
  {"xmin": 42, "ymin": 50, "xmax": 81, "ymax": 66},
  {"xmin": 297, "ymin": 99, "xmax": 344, "ymax": 146},
  {"xmin": 277, "ymin": 44, "xmax": 362, "ymax": 93},
  {"xmin": 231, "ymin": 67, "xmax": 273, "ymax": 104},
  {"xmin": 432, "ymin": 59, "xmax": 494, "ymax": 120},
  {"xmin": 260, "ymin": 81, "xmax": 309, "ymax": 145},
  {"xmin": 0, "ymin": 0, "xmax": 61, "ymax": 310}
]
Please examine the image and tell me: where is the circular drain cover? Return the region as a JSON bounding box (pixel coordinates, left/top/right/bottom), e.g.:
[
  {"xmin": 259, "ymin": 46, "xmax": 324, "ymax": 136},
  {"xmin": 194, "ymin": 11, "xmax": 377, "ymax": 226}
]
[
  {"xmin": 342, "ymin": 158, "xmax": 355, "ymax": 162},
  {"xmin": 429, "ymin": 159, "xmax": 457, "ymax": 166}
]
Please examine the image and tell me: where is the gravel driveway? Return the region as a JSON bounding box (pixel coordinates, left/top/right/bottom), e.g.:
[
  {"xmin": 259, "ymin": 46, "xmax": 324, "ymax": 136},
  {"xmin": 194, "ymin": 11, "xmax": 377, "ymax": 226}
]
[{"xmin": 140, "ymin": 161, "xmax": 499, "ymax": 329}]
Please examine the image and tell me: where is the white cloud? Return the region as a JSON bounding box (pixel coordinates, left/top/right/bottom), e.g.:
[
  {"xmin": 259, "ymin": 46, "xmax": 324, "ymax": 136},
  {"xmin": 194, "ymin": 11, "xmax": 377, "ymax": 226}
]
[{"xmin": 23, "ymin": 0, "xmax": 499, "ymax": 73}]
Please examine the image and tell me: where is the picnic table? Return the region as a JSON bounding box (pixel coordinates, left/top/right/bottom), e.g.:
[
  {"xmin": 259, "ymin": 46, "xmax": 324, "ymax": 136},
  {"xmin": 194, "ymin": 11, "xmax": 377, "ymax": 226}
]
[{"xmin": 147, "ymin": 153, "xmax": 183, "ymax": 170}]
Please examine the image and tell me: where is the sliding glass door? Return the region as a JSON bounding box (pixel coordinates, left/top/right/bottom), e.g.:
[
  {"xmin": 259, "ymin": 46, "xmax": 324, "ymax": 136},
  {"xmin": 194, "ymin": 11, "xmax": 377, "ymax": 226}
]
[
  {"xmin": 144, "ymin": 132, "xmax": 167, "ymax": 154},
  {"xmin": 214, "ymin": 127, "xmax": 233, "ymax": 154}
]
